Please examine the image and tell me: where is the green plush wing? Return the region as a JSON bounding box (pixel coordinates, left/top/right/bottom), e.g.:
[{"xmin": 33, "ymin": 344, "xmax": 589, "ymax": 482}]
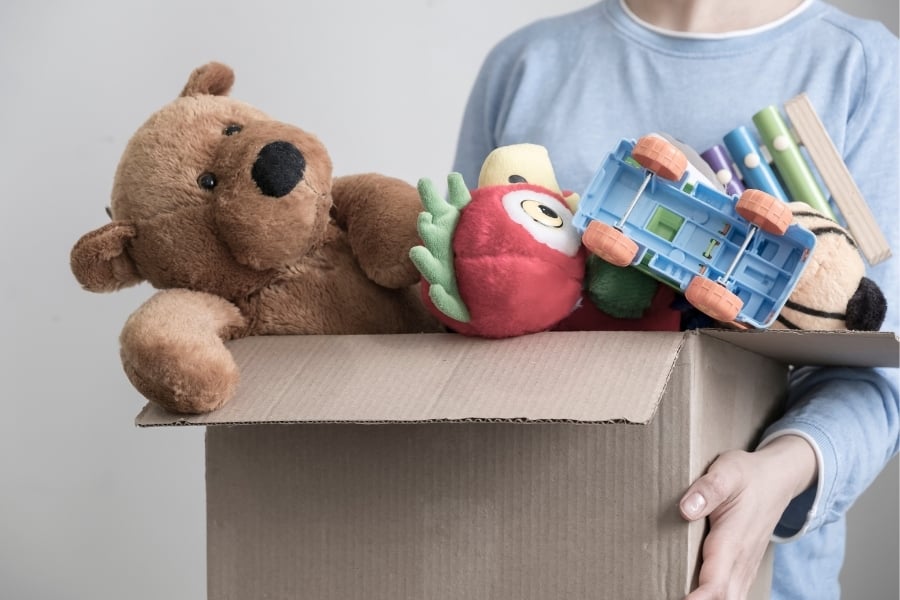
[{"xmin": 409, "ymin": 173, "xmax": 472, "ymax": 323}]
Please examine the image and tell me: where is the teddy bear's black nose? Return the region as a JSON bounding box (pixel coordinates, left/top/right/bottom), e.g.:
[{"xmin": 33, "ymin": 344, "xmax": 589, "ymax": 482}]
[{"xmin": 252, "ymin": 141, "xmax": 306, "ymax": 198}]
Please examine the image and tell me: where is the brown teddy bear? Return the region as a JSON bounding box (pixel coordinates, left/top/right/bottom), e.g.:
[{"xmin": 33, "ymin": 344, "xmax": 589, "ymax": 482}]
[{"xmin": 71, "ymin": 62, "xmax": 438, "ymax": 415}]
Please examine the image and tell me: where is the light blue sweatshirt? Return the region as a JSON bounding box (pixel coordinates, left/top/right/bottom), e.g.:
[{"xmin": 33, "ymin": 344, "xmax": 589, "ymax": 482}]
[{"xmin": 452, "ymin": 1, "xmax": 899, "ymax": 598}]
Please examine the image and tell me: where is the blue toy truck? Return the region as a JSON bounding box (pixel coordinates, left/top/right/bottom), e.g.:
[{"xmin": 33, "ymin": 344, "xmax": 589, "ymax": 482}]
[{"xmin": 572, "ymin": 135, "xmax": 817, "ymax": 328}]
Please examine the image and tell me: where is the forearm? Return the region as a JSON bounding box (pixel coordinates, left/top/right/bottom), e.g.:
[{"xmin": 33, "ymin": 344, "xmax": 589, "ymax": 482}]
[
  {"xmin": 755, "ymin": 434, "xmax": 818, "ymax": 499},
  {"xmin": 760, "ymin": 367, "xmax": 900, "ymax": 539}
]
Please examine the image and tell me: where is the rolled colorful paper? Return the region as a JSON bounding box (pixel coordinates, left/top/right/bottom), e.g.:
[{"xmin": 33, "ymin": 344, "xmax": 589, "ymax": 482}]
[
  {"xmin": 723, "ymin": 126, "xmax": 789, "ymax": 201},
  {"xmin": 752, "ymin": 106, "xmax": 836, "ymax": 218},
  {"xmin": 700, "ymin": 144, "xmax": 745, "ymax": 196}
]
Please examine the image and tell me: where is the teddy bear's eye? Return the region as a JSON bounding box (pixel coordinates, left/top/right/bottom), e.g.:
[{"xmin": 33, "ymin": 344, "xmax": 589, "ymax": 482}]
[
  {"xmin": 198, "ymin": 172, "xmax": 218, "ymax": 190},
  {"xmin": 223, "ymin": 124, "xmax": 243, "ymax": 136}
]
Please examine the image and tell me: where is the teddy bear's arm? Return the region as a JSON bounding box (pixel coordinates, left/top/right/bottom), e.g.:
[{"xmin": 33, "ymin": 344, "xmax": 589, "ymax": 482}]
[
  {"xmin": 70, "ymin": 221, "xmax": 142, "ymax": 292},
  {"xmin": 330, "ymin": 173, "xmax": 423, "ymax": 289},
  {"xmin": 120, "ymin": 289, "xmax": 247, "ymax": 414}
]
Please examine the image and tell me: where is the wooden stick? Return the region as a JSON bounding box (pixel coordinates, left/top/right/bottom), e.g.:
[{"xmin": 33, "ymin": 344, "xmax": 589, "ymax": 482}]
[{"xmin": 784, "ymin": 93, "xmax": 892, "ymax": 265}]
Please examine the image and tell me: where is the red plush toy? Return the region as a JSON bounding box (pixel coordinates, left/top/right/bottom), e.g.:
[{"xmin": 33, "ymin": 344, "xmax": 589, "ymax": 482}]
[{"xmin": 411, "ymin": 144, "xmax": 586, "ymax": 338}]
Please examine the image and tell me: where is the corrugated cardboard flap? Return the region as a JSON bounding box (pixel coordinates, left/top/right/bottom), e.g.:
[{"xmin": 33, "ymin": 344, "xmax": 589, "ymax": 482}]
[
  {"xmin": 135, "ymin": 330, "xmax": 688, "ymax": 427},
  {"xmin": 135, "ymin": 329, "xmax": 898, "ymax": 428},
  {"xmin": 702, "ymin": 329, "xmax": 899, "ymax": 368}
]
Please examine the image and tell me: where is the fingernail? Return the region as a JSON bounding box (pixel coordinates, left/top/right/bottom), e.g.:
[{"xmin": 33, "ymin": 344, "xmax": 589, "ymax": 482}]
[{"xmin": 682, "ymin": 493, "xmax": 706, "ymax": 517}]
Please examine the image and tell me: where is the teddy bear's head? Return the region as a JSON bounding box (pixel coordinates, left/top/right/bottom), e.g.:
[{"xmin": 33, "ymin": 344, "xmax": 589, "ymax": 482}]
[
  {"xmin": 73, "ymin": 62, "xmax": 336, "ymax": 300},
  {"xmin": 773, "ymin": 203, "xmax": 887, "ymax": 331}
]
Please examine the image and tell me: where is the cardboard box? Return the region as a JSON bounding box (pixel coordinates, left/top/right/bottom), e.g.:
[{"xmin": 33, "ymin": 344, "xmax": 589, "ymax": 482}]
[{"xmin": 137, "ymin": 329, "xmax": 898, "ymax": 600}]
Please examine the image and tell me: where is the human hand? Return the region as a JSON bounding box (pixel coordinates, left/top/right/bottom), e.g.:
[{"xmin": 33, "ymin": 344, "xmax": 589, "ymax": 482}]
[{"xmin": 679, "ymin": 435, "xmax": 817, "ymax": 600}]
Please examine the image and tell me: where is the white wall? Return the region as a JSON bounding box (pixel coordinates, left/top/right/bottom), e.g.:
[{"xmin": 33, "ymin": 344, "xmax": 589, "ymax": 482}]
[{"xmin": 0, "ymin": 1, "xmax": 895, "ymax": 599}]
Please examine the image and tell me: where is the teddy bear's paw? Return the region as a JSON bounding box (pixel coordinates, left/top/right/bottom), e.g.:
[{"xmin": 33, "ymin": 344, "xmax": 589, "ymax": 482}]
[
  {"xmin": 331, "ymin": 173, "xmax": 424, "ymax": 286},
  {"xmin": 350, "ymin": 220, "xmax": 426, "ymax": 289},
  {"xmin": 118, "ymin": 289, "xmax": 247, "ymax": 414},
  {"xmin": 363, "ymin": 261, "xmax": 421, "ymax": 289},
  {"xmin": 122, "ymin": 345, "xmax": 239, "ymax": 414}
]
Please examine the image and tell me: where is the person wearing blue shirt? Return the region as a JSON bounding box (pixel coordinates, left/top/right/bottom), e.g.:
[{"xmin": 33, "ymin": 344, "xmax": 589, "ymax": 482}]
[{"xmin": 452, "ymin": 1, "xmax": 899, "ymax": 598}]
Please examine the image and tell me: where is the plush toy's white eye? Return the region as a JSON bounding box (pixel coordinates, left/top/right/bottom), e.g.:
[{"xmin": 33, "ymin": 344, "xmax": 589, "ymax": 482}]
[
  {"xmin": 501, "ymin": 189, "xmax": 581, "ymax": 257},
  {"xmin": 521, "ymin": 199, "xmax": 565, "ymax": 228}
]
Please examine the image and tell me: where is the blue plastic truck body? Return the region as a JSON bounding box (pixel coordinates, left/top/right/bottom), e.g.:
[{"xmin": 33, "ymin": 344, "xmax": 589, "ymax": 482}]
[{"xmin": 572, "ymin": 138, "xmax": 817, "ymax": 328}]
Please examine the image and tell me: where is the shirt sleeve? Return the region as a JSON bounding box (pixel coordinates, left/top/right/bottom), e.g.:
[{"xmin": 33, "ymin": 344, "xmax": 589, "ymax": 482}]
[
  {"xmin": 759, "ymin": 367, "xmax": 899, "ymax": 541},
  {"xmin": 758, "ymin": 24, "xmax": 899, "ymax": 542}
]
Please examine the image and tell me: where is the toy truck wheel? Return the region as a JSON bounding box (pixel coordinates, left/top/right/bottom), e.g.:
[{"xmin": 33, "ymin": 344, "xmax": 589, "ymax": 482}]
[
  {"xmin": 632, "ymin": 136, "xmax": 688, "ymax": 181},
  {"xmin": 685, "ymin": 276, "xmax": 744, "ymax": 323},
  {"xmin": 582, "ymin": 221, "xmax": 639, "ymax": 267},
  {"xmin": 736, "ymin": 189, "xmax": 792, "ymax": 235}
]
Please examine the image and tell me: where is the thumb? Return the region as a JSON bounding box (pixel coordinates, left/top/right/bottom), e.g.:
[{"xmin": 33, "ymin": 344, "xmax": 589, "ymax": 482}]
[
  {"xmin": 679, "ymin": 489, "xmax": 710, "ymax": 521},
  {"xmin": 679, "ymin": 457, "xmax": 743, "ymax": 521}
]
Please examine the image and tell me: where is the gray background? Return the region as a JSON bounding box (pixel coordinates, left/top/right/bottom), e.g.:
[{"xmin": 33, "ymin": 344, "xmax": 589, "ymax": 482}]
[{"xmin": 1, "ymin": 1, "xmax": 896, "ymax": 598}]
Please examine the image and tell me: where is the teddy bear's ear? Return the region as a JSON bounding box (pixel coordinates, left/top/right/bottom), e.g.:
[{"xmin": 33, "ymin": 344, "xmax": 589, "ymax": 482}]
[
  {"xmin": 180, "ymin": 62, "xmax": 235, "ymax": 98},
  {"xmin": 71, "ymin": 221, "xmax": 143, "ymax": 292}
]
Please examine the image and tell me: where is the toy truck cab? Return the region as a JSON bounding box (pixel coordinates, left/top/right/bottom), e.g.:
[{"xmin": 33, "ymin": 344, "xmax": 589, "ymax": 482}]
[{"xmin": 572, "ymin": 136, "xmax": 816, "ymax": 328}]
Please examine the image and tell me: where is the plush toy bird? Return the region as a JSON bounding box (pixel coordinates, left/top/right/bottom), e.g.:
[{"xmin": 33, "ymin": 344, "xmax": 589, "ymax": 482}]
[{"xmin": 410, "ymin": 144, "xmax": 586, "ymax": 338}]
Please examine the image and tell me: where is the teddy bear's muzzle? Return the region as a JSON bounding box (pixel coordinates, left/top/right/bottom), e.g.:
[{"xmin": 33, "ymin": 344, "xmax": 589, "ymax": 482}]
[{"xmin": 252, "ymin": 141, "xmax": 306, "ymax": 198}]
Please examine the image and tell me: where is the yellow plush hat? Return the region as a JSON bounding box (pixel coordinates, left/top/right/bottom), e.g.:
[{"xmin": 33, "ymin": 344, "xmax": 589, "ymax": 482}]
[{"xmin": 478, "ymin": 143, "xmax": 580, "ymax": 212}]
